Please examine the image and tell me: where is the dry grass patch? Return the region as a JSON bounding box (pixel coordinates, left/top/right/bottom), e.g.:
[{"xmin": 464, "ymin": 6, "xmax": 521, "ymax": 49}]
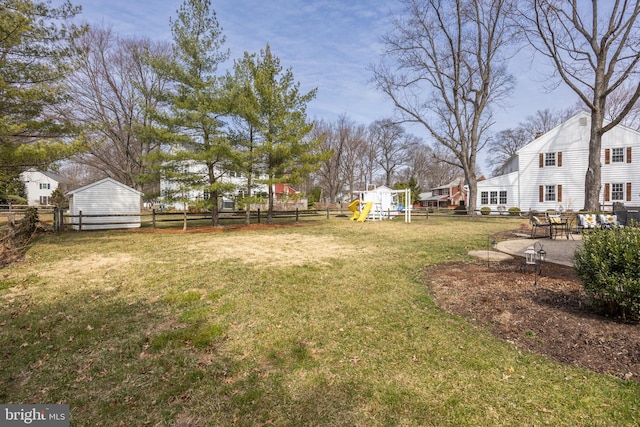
[{"xmin": 188, "ymin": 234, "xmax": 367, "ymax": 267}]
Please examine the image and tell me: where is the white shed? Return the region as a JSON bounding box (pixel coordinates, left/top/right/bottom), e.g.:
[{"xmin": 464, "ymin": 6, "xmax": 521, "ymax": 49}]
[{"xmin": 66, "ymin": 178, "xmax": 142, "ymax": 230}]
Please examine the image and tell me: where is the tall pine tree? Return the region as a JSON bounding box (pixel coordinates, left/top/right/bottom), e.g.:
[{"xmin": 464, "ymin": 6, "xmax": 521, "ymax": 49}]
[
  {"xmin": 244, "ymin": 45, "xmax": 325, "ymax": 223},
  {"xmin": 150, "ymin": 0, "xmax": 233, "ymax": 226}
]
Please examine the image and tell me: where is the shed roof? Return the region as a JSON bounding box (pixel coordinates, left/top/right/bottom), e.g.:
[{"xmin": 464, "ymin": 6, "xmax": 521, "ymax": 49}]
[{"xmin": 66, "ymin": 177, "xmax": 142, "ymax": 196}]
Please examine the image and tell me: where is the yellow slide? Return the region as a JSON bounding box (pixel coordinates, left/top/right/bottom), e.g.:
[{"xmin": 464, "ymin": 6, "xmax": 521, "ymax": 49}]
[
  {"xmin": 348, "ymin": 199, "xmax": 360, "ymax": 221},
  {"xmin": 356, "ymin": 202, "xmax": 373, "ymax": 222}
]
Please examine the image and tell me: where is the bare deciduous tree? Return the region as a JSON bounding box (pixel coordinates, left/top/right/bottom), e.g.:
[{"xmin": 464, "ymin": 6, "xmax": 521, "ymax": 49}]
[
  {"xmin": 312, "ymin": 119, "xmax": 343, "ymax": 203},
  {"xmin": 368, "ymin": 119, "xmax": 416, "ymax": 186},
  {"xmin": 398, "ymin": 143, "xmax": 459, "ymax": 190},
  {"xmin": 373, "ymin": 0, "xmax": 516, "ymax": 215},
  {"xmin": 486, "ymin": 127, "xmax": 530, "ymax": 176},
  {"xmin": 522, "ymin": 0, "xmax": 640, "ymax": 210},
  {"xmin": 66, "ymin": 26, "xmax": 171, "ymax": 194},
  {"xmin": 605, "ymin": 82, "xmax": 640, "ymax": 130},
  {"xmin": 339, "ymin": 119, "xmax": 369, "ymax": 200}
]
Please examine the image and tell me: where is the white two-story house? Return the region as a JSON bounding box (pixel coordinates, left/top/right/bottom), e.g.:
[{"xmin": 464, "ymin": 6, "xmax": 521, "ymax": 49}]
[
  {"xmin": 477, "ymin": 111, "xmax": 640, "ymax": 212},
  {"xmin": 159, "ymin": 160, "xmax": 270, "ymax": 211},
  {"xmin": 19, "ymin": 169, "xmax": 63, "ymax": 206}
]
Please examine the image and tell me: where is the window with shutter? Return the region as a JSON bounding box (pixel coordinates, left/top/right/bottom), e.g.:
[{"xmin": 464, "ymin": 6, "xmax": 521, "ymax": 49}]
[
  {"xmin": 539, "ymin": 153, "xmax": 544, "ymax": 168},
  {"xmin": 611, "ymin": 183, "xmax": 624, "ymax": 200},
  {"xmin": 544, "ymin": 186, "xmax": 556, "ymax": 201},
  {"xmin": 627, "ymin": 147, "xmax": 632, "ymax": 163},
  {"xmin": 539, "ymin": 185, "xmax": 543, "ymax": 202},
  {"xmin": 604, "ymin": 183, "xmax": 610, "ymax": 202},
  {"xmin": 545, "ymin": 152, "xmax": 556, "ymax": 166},
  {"xmin": 605, "ymin": 148, "xmax": 610, "ymax": 164},
  {"xmin": 627, "ymin": 182, "xmax": 632, "ymax": 201},
  {"xmin": 557, "ymin": 152, "xmax": 562, "ymax": 167},
  {"xmin": 612, "ymin": 147, "xmax": 624, "ymax": 162}
]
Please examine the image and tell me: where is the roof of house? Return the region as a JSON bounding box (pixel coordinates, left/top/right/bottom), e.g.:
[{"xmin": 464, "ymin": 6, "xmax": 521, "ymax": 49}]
[
  {"xmin": 422, "ymin": 194, "xmax": 449, "ymax": 202},
  {"xmin": 430, "ymin": 177, "xmax": 464, "ymax": 191},
  {"xmin": 21, "ymin": 168, "xmax": 64, "ymax": 183}
]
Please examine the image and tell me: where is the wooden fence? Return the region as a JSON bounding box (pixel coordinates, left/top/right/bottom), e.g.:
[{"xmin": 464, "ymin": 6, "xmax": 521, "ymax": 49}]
[
  {"xmin": 56, "ymin": 208, "xmax": 331, "ymax": 231},
  {"xmin": 0, "ymin": 205, "xmax": 532, "ymax": 233}
]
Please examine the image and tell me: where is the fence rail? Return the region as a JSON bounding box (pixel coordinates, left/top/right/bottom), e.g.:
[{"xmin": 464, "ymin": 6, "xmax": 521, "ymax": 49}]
[
  {"xmin": 55, "ymin": 208, "xmax": 330, "ymax": 231},
  {"xmin": 1, "ymin": 205, "xmax": 560, "ymax": 233}
]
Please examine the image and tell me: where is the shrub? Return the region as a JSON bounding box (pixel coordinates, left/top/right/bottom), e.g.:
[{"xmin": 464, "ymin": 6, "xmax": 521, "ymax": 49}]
[
  {"xmin": 453, "ymin": 205, "xmax": 467, "ymax": 215},
  {"xmin": 480, "ymin": 207, "xmax": 491, "ymax": 216},
  {"xmin": 574, "ymin": 227, "xmax": 640, "ymax": 320},
  {"xmin": 508, "ymin": 207, "xmax": 521, "ymax": 216}
]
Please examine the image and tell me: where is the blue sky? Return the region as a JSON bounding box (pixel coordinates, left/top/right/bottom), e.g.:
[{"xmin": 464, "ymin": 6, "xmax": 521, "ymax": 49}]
[{"xmin": 71, "ymin": 0, "xmax": 577, "ymax": 164}]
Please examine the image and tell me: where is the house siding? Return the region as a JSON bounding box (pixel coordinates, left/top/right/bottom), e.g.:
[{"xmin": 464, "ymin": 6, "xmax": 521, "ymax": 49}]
[
  {"xmin": 477, "ymin": 111, "xmax": 640, "ymax": 212},
  {"xmin": 19, "ymin": 169, "xmax": 60, "ymax": 206},
  {"xmin": 159, "ymin": 160, "xmax": 269, "ymax": 211},
  {"xmin": 601, "ymin": 126, "xmax": 638, "ymax": 206},
  {"xmin": 68, "ymin": 178, "xmax": 141, "ymax": 230},
  {"xmin": 477, "ymin": 172, "xmax": 519, "ymax": 210}
]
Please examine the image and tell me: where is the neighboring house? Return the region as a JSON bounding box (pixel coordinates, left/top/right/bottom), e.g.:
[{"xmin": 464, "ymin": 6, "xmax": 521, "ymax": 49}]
[
  {"xmin": 159, "ymin": 161, "xmax": 307, "ymax": 211},
  {"xmin": 419, "ymin": 178, "xmax": 467, "ymax": 209},
  {"xmin": 274, "ymin": 183, "xmax": 298, "ymax": 200},
  {"xmin": 19, "ymin": 169, "xmax": 63, "ymax": 206},
  {"xmin": 159, "ymin": 161, "xmax": 269, "ymax": 211},
  {"xmin": 477, "ymin": 111, "xmax": 640, "ymax": 212},
  {"xmin": 66, "ymin": 178, "xmax": 142, "ymax": 230}
]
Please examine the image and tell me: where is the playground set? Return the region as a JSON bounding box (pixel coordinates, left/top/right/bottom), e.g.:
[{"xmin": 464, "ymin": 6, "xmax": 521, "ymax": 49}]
[{"xmin": 347, "ymin": 185, "xmax": 412, "ymax": 223}]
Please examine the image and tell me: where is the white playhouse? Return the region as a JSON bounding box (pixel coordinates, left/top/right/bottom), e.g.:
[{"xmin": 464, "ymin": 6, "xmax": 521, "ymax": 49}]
[{"xmin": 348, "ymin": 185, "xmax": 412, "ymax": 222}]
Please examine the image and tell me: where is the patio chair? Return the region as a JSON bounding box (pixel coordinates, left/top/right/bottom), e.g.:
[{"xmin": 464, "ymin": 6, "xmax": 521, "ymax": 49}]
[{"xmin": 530, "ymin": 215, "xmax": 551, "ymax": 238}]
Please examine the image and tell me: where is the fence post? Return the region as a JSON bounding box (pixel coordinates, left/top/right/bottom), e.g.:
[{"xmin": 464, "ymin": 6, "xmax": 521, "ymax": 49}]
[
  {"xmin": 257, "ymin": 208, "xmax": 261, "ymax": 223},
  {"xmin": 53, "ymin": 206, "xmax": 58, "ymax": 232},
  {"xmin": 152, "ymin": 209, "xmax": 156, "ymax": 229},
  {"xmin": 79, "ymin": 210, "xmax": 82, "ymax": 231},
  {"xmin": 326, "ymin": 208, "xmax": 330, "ymax": 219},
  {"xmin": 295, "ymin": 208, "xmax": 299, "ymax": 222}
]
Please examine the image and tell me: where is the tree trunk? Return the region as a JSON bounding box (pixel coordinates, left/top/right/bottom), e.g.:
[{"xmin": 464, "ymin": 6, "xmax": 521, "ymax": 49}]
[
  {"xmin": 210, "ymin": 190, "xmax": 220, "ymax": 227},
  {"xmin": 267, "ymin": 184, "xmax": 274, "ymax": 224},
  {"xmin": 584, "ymin": 109, "xmax": 604, "ymax": 211},
  {"xmin": 466, "ymin": 174, "xmax": 477, "ymax": 216},
  {"xmin": 245, "ymin": 177, "xmax": 252, "ymax": 226}
]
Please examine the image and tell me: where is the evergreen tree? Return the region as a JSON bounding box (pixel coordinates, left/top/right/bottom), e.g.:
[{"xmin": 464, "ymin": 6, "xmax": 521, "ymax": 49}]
[
  {"xmin": 150, "ymin": 0, "xmax": 233, "ymax": 226},
  {"xmin": 244, "ymin": 45, "xmax": 325, "ymax": 223},
  {"xmin": 0, "ymin": 0, "xmax": 86, "ymax": 193},
  {"xmin": 227, "ymin": 52, "xmax": 265, "ymax": 225}
]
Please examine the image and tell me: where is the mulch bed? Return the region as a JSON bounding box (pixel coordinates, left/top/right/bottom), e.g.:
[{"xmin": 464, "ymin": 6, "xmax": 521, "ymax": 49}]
[{"xmin": 424, "ymin": 256, "xmax": 639, "ymax": 383}]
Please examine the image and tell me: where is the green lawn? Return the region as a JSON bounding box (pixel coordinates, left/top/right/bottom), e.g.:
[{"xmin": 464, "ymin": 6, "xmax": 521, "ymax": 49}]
[{"xmin": 0, "ymin": 217, "xmax": 638, "ymax": 426}]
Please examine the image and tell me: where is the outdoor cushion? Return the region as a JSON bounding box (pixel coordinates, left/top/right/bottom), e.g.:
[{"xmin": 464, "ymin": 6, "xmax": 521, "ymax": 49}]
[
  {"xmin": 531, "ymin": 215, "xmax": 548, "ymax": 225},
  {"xmin": 548, "ymin": 215, "xmax": 563, "ymax": 224},
  {"xmin": 578, "ymin": 214, "xmax": 597, "ymax": 228},
  {"xmin": 597, "ymin": 214, "xmax": 620, "ymax": 227}
]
